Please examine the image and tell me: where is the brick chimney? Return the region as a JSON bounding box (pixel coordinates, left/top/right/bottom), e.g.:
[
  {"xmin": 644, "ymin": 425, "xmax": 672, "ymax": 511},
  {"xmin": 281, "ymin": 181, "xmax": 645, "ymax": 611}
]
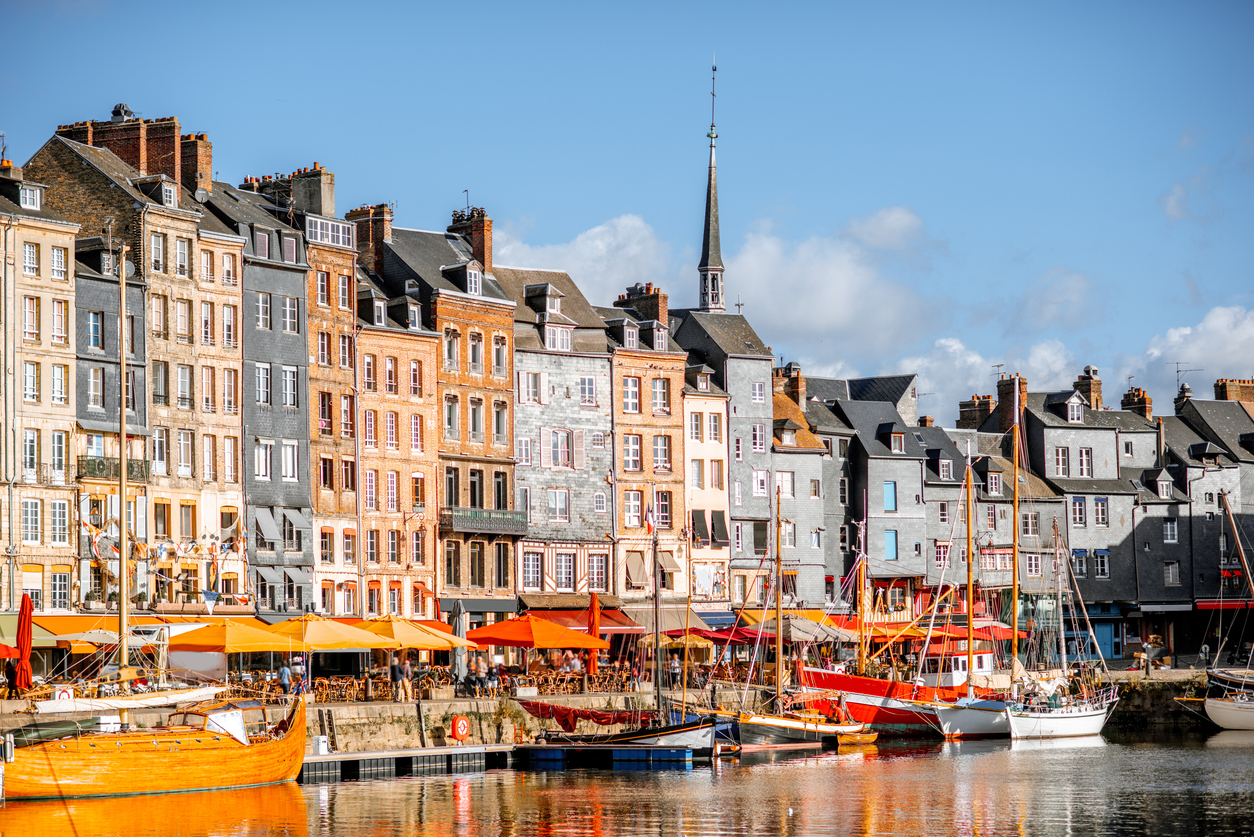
[
  {"xmin": 180, "ymin": 133, "xmax": 212, "ymax": 195},
  {"xmin": 1073, "ymin": 365, "xmax": 1102, "ymax": 411},
  {"xmin": 0, "ymin": 160, "xmax": 23, "ymax": 181},
  {"xmin": 346, "ymin": 204, "xmax": 393, "ymax": 274},
  {"xmin": 1121, "ymin": 386, "xmax": 1153, "ymax": 419},
  {"xmin": 996, "ymin": 374, "xmax": 1027, "ymax": 434},
  {"xmin": 918, "ymin": 415, "xmax": 935, "ymax": 427},
  {"xmin": 1214, "ymin": 378, "xmax": 1254, "ymax": 404},
  {"xmin": 612, "ymin": 282, "xmax": 668, "ymax": 328},
  {"xmin": 772, "ymin": 362, "xmax": 806, "ymax": 406},
  {"xmin": 447, "ymin": 207, "xmax": 492, "ymax": 273},
  {"xmin": 55, "ymin": 105, "xmax": 181, "ymax": 183},
  {"xmin": 957, "ymin": 395, "xmax": 995, "ymax": 430},
  {"xmin": 1174, "ymin": 383, "xmax": 1194, "ymax": 415},
  {"xmin": 290, "ymin": 164, "xmax": 335, "ymax": 216}
]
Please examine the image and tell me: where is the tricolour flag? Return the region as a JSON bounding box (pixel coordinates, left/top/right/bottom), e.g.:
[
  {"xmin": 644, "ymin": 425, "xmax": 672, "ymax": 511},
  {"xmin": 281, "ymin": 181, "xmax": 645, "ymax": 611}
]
[{"xmin": 645, "ymin": 504, "xmax": 655, "ymax": 536}]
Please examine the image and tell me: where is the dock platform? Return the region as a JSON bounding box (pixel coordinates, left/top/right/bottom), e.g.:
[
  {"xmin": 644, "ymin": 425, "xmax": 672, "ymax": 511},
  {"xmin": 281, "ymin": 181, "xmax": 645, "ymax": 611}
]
[
  {"xmin": 299, "ymin": 743, "xmax": 514, "ymax": 783},
  {"xmin": 515, "ymin": 743, "xmax": 694, "ymax": 770}
]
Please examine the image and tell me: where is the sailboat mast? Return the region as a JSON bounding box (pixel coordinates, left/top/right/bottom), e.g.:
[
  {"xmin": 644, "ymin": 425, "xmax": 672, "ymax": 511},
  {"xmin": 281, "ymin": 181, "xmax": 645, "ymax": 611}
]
[
  {"xmin": 652, "ymin": 488, "xmax": 663, "ymax": 719},
  {"xmin": 1054, "ymin": 518, "xmax": 1067, "ymax": 673},
  {"xmin": 775, "ymin": 486, "xmax": 783, "ymax": 705},
  {"xmin": 964, "ymin": 443, "xmax": 975, "ymax": 693},
  {"xmin": 117, "ymin": 239, "xmax": 130, "ymax": 670},
  {"xmin": 1220, "ymin": 491, "xmax": 1254, "ymax": 603},
  {"xmin": 856, "ymin": 495, "xmax": 867, "ymax": 676},
  {"xmin": 1011, "ymin": 374, "xmax": 1021, "ymax": 667}
]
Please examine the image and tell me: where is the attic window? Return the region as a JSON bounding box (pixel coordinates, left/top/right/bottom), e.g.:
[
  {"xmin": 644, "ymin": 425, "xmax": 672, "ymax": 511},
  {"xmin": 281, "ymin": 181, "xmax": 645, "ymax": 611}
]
[
  {"xmin": 988, "ymin": 473, "xmax": 1002, "ymax": 495},
  {"xmin": 19, "ymin": 186, "xmax": 40, "ymax": 210},
  {"xmin": 654, "ymin": 330, "xmax": 667, "ymax": 351},
  {"xmin": 545, "ymin": 326, "xmax": 571, "ymax": 352},
  {"xmin": 782, "ymin": 430, "xmax": 796, "ymax": 446},
  {"xmin": 891, "ymin": 433, "xmax": 904, "ymax": 453},
  {"xmin": 161, "ymin": 184, "xmax": 177, "ymax": 208},
  {"xmin": 466, "ymin": 269, "xmax": 481, "ymax": 295},
  {"xmin": 698, "ymin": 374, "xmax": 710, "ymax": 391},
  {"xmin": 408, "ymin": 305, "xmax": 420, "ymax": 329},
  {"xmin": 547, "ymin": 296, "xmax": 560, "ymax": 313},
  {"xmin": 623, "ymin": 327, "xmax": 638, "ymax": 349},
  {"xmin": 282, "ymin": 237, "xmax": 297, "ymax": 264},
  {"xmin": 255, "ymin": 231, "xmax": 270, "ymax": 260},
  {"xmin": 939, "ymin": 460, "xmax": 953, "ymax": 480},
  {"xmin": 1158, "ymin": 480, "xmax": 1172, "ymax": 500},
  {"xmin": 1067, "ymin": 402, "xmax": 1083, "ymax": 423},
  {"xmin": 374, "ymin": 302, "xmax": 386, "ymax": 326}
]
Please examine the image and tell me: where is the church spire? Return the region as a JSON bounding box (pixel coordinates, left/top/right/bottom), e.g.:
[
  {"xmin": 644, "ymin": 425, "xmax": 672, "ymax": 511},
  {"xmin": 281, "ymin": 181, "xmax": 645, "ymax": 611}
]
[{"xmin": 698, "ymin": 58, "xmax": 725, "ymax": 313}]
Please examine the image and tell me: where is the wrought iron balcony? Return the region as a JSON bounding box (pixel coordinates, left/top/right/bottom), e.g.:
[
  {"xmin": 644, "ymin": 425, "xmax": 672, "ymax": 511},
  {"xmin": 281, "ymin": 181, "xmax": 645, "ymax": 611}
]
[
  {"xmin": 77, "ymin": 457, "xmax": 150, "ymax": 482},
  {"xmin": 439, "ymin": 507, "xmax": 527, "ymax": 535}
]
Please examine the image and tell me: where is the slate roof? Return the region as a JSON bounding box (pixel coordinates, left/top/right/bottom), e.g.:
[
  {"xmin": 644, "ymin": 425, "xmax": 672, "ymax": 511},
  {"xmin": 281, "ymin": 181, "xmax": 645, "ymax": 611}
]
[
  {"xmin": 670, "ymin": 310, "xmax": 772, "ymax": 357},
  {"xmin": 1085, "ymin": 410, "xmax": 1157, "ymax": 432},
  {"xmin": 203, "ymin": 180, "xmax": 300, "ymax": 234},
  {"xmin": 847, "ymin": 374, "xmax": 915, "ymax": 405},
  {"xmin": 1160, "ymin": 415, "xmax": 1236, "ymax": 468},
  {"xmin": 805, "ymin": 376, "xmax": 851, "ymax": 402},
  {"xmin": 915, "ymin": 426, "xmax": 964, "ymax": 485},
  {"xmin": 772, "ymin": 392, "xmax": 825, "ymax": 451},
  {"xmin": 803, "ymin": 399, "xmax": 852, "ymax": 433},
  {"xmin": 0, "ymin": 191, "xmax": 77, "ymax": 226},
  {"xmin": 979, "ymin": 455, "xmax": 1061, "ymax": 500},
  {"xmin": 1183, "ymin": 400, "xmax": 1254, "ymax": 463},
  {"xmin": 385, "ymin": 226, "xmax": 511, "ymax": 303},
  {"xmin": 1022, "ymin": 391, "xmax": 1113, "ymax": 429},
  {"xmin": 832, "ymin": 400, "xmax": 926, "ymax": 459},
  {"xmin": 493, "ymin": 265, "xmax": 609, "ymax": 354},
  {"xmin": 1122, "ymin": 468, "xmax": 1188, "ymax": 503},
  {"xmin": 1047, "ymin": 477, "xmax": 1139, "ymax": 496}
]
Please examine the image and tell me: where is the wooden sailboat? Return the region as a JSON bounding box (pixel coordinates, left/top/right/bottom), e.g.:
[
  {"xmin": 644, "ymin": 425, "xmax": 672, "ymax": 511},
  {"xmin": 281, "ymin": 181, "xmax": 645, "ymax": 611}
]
[
  {"xmin": 737, "ymin": 488, "xmax": 870, "ymax": 748},
  {"xmin": 0, "ymin": 242, "xmax": 307, "ymax": 800}
]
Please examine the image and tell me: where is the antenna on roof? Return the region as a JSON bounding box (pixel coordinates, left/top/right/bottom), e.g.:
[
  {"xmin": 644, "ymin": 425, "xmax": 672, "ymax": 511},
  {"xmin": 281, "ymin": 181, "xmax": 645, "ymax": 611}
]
[
  {"xmin": 1167, "ymin": 361, "xmax": 1203, "ymax": 390},
  {"xmin": 1126, "ymin": 374, "xmax": 1135, "ymax": 388},
  {"xmin": 992, "ymin": 363, "xmax": 1005, "ymax": 378},
  {"xmin": 463, "ymin": 190, "xmax": 470, "ymax": 212},
  {"xmin": 0, "ymin": 132, "xmax": 7, "ymax": 161}
]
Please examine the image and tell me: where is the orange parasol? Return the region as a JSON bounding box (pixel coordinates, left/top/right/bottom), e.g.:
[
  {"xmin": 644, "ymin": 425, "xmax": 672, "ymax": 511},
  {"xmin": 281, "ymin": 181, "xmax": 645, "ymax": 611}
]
[
  {"xmin": 170, "ymin": 619, "xmax": 312, "ymax": 653},
  {"xmin": 466, "ymin": 613, "xmax": 609, "ymax": 650},
  {"xmin": 586, "ymin": 593, "xmax": 601, "ymax": 675},
  {"xmin": 359, "ymin": 614, "xmax": 478, "ymax": 650},
  {"xmin": 265, "ymin": 613, "xmax": 400, "ymax": 650}
]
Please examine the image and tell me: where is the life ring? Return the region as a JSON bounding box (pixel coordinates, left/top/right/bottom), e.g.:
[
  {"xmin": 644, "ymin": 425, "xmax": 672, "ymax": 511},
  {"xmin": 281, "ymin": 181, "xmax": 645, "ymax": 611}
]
[{"xmin": 451, "ymin": 715, "xmax": 471, "ymax": 741}]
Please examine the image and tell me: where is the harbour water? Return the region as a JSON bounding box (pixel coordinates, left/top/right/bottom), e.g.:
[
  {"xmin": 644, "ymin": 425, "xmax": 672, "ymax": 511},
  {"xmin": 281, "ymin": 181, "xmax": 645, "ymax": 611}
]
[{"xmin": 7, "ymin": 731, "xmax": 1254, "ymax": 836}]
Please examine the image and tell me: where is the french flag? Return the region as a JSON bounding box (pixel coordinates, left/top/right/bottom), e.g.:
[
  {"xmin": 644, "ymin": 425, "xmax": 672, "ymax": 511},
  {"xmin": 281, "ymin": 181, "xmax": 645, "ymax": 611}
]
[{"xmin": 645, "ymin": 504, "xmax": 655, "ymax": 536}]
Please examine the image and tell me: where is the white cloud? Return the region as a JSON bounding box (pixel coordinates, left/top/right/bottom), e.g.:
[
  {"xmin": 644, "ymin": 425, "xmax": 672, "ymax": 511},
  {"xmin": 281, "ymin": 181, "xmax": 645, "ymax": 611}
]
[
  {"xmin": 1117, "ymin": 306, "xmax": 1254, "ymax": 405},
  {"xmin": 1161, "ymin": 183, "xmax": 1189, "ymax": 220},
  {"xmin": 1011, "ymin": 269, "xmax": 1097, "ymax": 331},
  {"xmin": 843, "ymin": 206, "xmax": 926, "ymax": 251},
  {"xmin": 493, "ymin": 214, "xmax": 677, "ymax": 306}
]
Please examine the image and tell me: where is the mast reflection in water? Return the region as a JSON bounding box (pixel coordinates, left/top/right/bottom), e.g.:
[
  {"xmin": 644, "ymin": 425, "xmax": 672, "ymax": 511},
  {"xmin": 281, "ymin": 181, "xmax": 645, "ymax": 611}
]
[{"xmin": 5, "ymin": 733, "xmax": 1253, "ymax": 836}]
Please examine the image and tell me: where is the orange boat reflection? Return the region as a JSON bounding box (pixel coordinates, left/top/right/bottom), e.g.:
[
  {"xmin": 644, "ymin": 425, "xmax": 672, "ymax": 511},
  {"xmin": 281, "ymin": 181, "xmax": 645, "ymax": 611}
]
[{"xmin": 2, "ymin": 779, "xmax": 308, "ymax": 837}]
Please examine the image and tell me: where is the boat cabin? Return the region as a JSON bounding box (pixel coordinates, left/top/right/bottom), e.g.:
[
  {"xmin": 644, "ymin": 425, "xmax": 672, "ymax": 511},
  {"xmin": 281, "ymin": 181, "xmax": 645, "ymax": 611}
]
[
  {"xmin": 918, "ymin": 651, "xmax": 995, "ymax": 688},
  {"xmin": 166, "ymin": 699, "xmax": 272, "ymax": 745}
]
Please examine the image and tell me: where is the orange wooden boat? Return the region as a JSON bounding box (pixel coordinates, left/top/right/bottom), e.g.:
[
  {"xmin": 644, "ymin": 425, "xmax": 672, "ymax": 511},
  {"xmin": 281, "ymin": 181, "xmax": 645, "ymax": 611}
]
[{"xmin": 2, "ymin": 695, "xmax": 305, "ymax": 800}]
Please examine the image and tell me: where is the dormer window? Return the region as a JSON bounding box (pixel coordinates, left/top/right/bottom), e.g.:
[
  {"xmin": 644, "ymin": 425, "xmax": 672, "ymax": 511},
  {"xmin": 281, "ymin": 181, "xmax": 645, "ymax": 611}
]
[
  {"xmin": 161, "ymin": 183, "xmax": 177, "ymax": 208},
  {"xmin": 698, "ymin": 374, "xmax": 710, "ymax": 391},
  {"xmin": 939, "ymin": 459, "xmax": 953, "ymax": 480},
  {"xmin": 1067, "ymin": 402, "xmax": 1083, "ymax": 423},
  {"xmin": 408, "ymin": 305, "xmax": 420, "ymax": 329},
  {"xmin": 654, "ymin": 330, "xmax": 667, "ymax": 351},
  {"xmin": 466, "ymin": 269, "xmax": 481, "ymax": 295},
  {"xmin": 623, "ymin": 327, "xmax": 638, "ymax": 349},
  {"xmin": 545, "ymin": 326, "xmax": 571, "ymax": 352},
  {"xmin": 19, "ymin": 186, "xmax": 40, "ymax": 211},
  {"xmin": 988, "ymin": 473, "xmax": 1002, "ymax": 495},
  {"xmin": 547, "ymin": 296, "xmax": 561, "ymax": 313},
  {"xmin": 891, "ymin": 433, "xmax": 904, "ymax": 453},
  {"xmin": 373, "ymin": 302, "xmax": 386, "ymax": 326},
  {"xmin": 782, "ymin": 430, "xmax": 797, "ymax": 446},
  {"xmin": 1158, "ymin": 480, "xmax": 1172, "ymax": 500}
]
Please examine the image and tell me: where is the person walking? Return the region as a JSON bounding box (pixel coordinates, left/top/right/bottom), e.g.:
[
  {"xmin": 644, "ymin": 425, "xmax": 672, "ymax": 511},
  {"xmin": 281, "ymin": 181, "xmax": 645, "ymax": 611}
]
[
  {"xmin": 389, "ymin": 654, "xmax": 402, "ymax": 702},
  {"xmin": 4, "ymin": 660, "xmax": 18, "ymax": 699},
  {"xmin": 475, "ymin": 654, "xmax": 489, "ymax": 697},
  {"xmin": 669, "ymin": 653, "xmax": 681, "ymax": 690},
  {"xmin": 399, "ymin": 655, "xmax": 413, "ymax": 702},
  {"xmin": 278, "ymin": 660, "xmax": 292, "ymax": 695}
]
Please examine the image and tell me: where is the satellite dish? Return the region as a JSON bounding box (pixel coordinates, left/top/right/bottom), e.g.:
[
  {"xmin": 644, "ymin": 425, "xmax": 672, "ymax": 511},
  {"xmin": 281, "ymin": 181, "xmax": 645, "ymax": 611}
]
[{"xmin": 123, "ymin": 259, "xmax": 136, "ymax": 279}]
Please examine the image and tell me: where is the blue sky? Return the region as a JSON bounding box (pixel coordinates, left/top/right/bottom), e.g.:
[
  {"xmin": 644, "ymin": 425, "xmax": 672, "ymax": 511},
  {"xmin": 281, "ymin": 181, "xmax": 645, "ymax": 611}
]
[{"xmin": 8, "ymin": 1, "xmax": 1253, "ymax": 422}]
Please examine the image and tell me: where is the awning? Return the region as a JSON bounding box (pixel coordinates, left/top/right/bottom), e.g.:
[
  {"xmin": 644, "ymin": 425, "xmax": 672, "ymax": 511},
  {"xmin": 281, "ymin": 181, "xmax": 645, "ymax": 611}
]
[
  {"xmin": 284, "ymin": 508, "xmax": 312, "ymax": 530},
  {"xmin": 340, "ymin": 581, "xmax": 358, "ymax": 590},
  {"xmin": 620, "ymin": 604, "xmax": 712, "ymax": 634},
  {"xmin": 253, "ymin": 507, "xmax": 281, "ymax": 541},
  {"xmin": 284, "ymin": 566, "xmax": 313, "ymax": 586},
  {"xmin": 710, "ymin": 510, "xmax": 730, "ymax": 546},
  {"xmin": 438, "ymin": 597, "xmax": 519, "ymax": 613},
  {"xmin": 368, "ymin": 580, "xmax": 382, "ymax": 589},
  {"xmin": 659, "ymin": 551, "xmax": 681, "ymax": 573},
  {"xmin": 76, "ymin": 419, "xmax": 151, "ymax": 437},
  {"xmin": 696, "ymin": 610, "xmax": 736, "ymax": 629},
  {"xmin": 414, "ymin": 581, "xmax": 433, "ymax": 597},
  {"xmin": 1139, "ymin": 603, "xmax": 1193, "ymax": 612},
  {"xmin": 691, "ymin": 511, "xmax": 710, "ymax": 545},
  {"xmin": 1199, "ymin": 600, "xmax": 1254, "ymax": 610},
  {"xmin": 625, "ymin": 551, "xmax": 648, "ymax": 584},
  {"xmin": 389, "ymin": 580, "xmax": 403, "ymax": 589},
  {"xmin": 255, "ymin": 565, "xmax": 283, "ymax": 585},
  {"xmin": 526, "ymin": 609, "xmax": 645, "ymax": 635},
  {"xmin": 1, "ymin": 615, "xmax": 58, "ymax": 649}
]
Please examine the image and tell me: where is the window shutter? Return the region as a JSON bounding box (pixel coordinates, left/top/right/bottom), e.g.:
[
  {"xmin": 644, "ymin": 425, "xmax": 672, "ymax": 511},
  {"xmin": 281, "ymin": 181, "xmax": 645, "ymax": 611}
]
[
  {"xmin": 539, "ymin": 428, "xmax": 552, "ymax": 468},
  {"xmin": 573, "ymin": 430, "xmax": 586, "ymax": 470},
  {"xmin": 516, "ymin": 370, "xmax": 526, "ymax": 403},
  {"xmin": 539, "ymin": 372, "xmax": 549, "ymax": 404}
]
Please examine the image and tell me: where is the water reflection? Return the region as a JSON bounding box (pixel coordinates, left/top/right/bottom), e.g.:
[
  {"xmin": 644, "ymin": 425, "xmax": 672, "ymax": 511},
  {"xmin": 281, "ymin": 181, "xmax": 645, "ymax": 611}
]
[{"xmin": 2, "ymin": 733, "xmax": 1252, "ymax": 836}]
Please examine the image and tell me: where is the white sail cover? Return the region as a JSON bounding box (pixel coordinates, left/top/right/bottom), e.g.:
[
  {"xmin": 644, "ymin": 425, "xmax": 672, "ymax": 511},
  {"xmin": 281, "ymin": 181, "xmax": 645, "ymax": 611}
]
[{"xmin": 34, "ymin": 686, "xmax": 223, "ymax": 714}]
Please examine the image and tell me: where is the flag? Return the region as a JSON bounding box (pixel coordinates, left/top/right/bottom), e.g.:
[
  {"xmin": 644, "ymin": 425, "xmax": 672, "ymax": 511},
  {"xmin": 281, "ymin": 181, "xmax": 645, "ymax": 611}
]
[{"xmin": 645, "ymin": 504, "xmax": 655, "ymax": 536}]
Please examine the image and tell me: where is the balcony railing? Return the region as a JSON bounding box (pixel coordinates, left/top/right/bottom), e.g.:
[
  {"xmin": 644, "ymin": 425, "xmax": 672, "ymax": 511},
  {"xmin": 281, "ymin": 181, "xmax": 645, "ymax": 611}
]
[
  {"xmin": 23, "ymin": 464, "xmax": 75, "ymax": 486},
  {"xmin": 439, "ymin": 507, "xmax": 527, "ymax": 535},
  {"xmin": 77, "ymin": 457, "xmax": 150, "ymax": 482}
]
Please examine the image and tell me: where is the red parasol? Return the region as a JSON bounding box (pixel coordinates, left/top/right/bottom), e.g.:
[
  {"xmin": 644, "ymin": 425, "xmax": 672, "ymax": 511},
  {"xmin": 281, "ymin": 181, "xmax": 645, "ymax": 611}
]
[
  {"xmin": 0, "ymin": 644, "xmax": 17, "ymax": 659},
  {"xmin": 16, "ymin": 593, "xmax": 34, "ymax": 690},
  {"xmin": 586, "ymin": 593, "xmax": 601, "ymax": 675}
]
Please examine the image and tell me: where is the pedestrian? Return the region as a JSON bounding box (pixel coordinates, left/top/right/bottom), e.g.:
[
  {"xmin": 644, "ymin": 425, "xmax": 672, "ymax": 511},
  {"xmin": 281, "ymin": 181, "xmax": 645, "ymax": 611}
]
[
  {"xmin": 278, "ymin": 659, "xmax": 292, "ymax": 695},
  {"xmin": 630, "ymin": 656, "xmax": 641, "ymax": 691},
  {"xmin": 389, "ymin": 654, "xmax": 402, "ymax": 702},
  {"xmin": 291, "ymin": 654, "xmax": 306, "ymax": 692},
  {"xmin": 4, "ymin": 660, "xmax": 18, "ymax": 699},
  {"xmin": 400, "ymin": 655, "xmax": 413, "ymax": 702},
  {"xmin": 670, "ymin": 653, "xmax": 681, "ymax": 689},
  {"xmin": 475, "ymin": 654, "xmax": 489, "ymax": 697}
]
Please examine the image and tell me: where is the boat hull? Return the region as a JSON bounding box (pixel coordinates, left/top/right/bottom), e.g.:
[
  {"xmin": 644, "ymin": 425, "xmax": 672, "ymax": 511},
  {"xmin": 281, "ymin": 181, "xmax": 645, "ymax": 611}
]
[
  {"xmin": 932, "ymin": 699, "xmax": 1011, "ymax": 739},
  {"xmin": 737, "ymin": 713, "xmax": 864, "ymax": 748},
  {"xmin": 3, "ymin": 699, "xmax": 306, "ymax": 800},
  {"xmin": 548, "ymin": 719, "xmax": 718, "ymax": 755},
  {"xmin": 800, "ymin": 669, "xmax": 941, "ymax": 736},
  {"xmin": 1005, "ymin": 699, "xmax": 1115, "ymax": 739},
  {"xmin": 1204, "ymin": 697, "xmax": 1254, "ymax": 730}
]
